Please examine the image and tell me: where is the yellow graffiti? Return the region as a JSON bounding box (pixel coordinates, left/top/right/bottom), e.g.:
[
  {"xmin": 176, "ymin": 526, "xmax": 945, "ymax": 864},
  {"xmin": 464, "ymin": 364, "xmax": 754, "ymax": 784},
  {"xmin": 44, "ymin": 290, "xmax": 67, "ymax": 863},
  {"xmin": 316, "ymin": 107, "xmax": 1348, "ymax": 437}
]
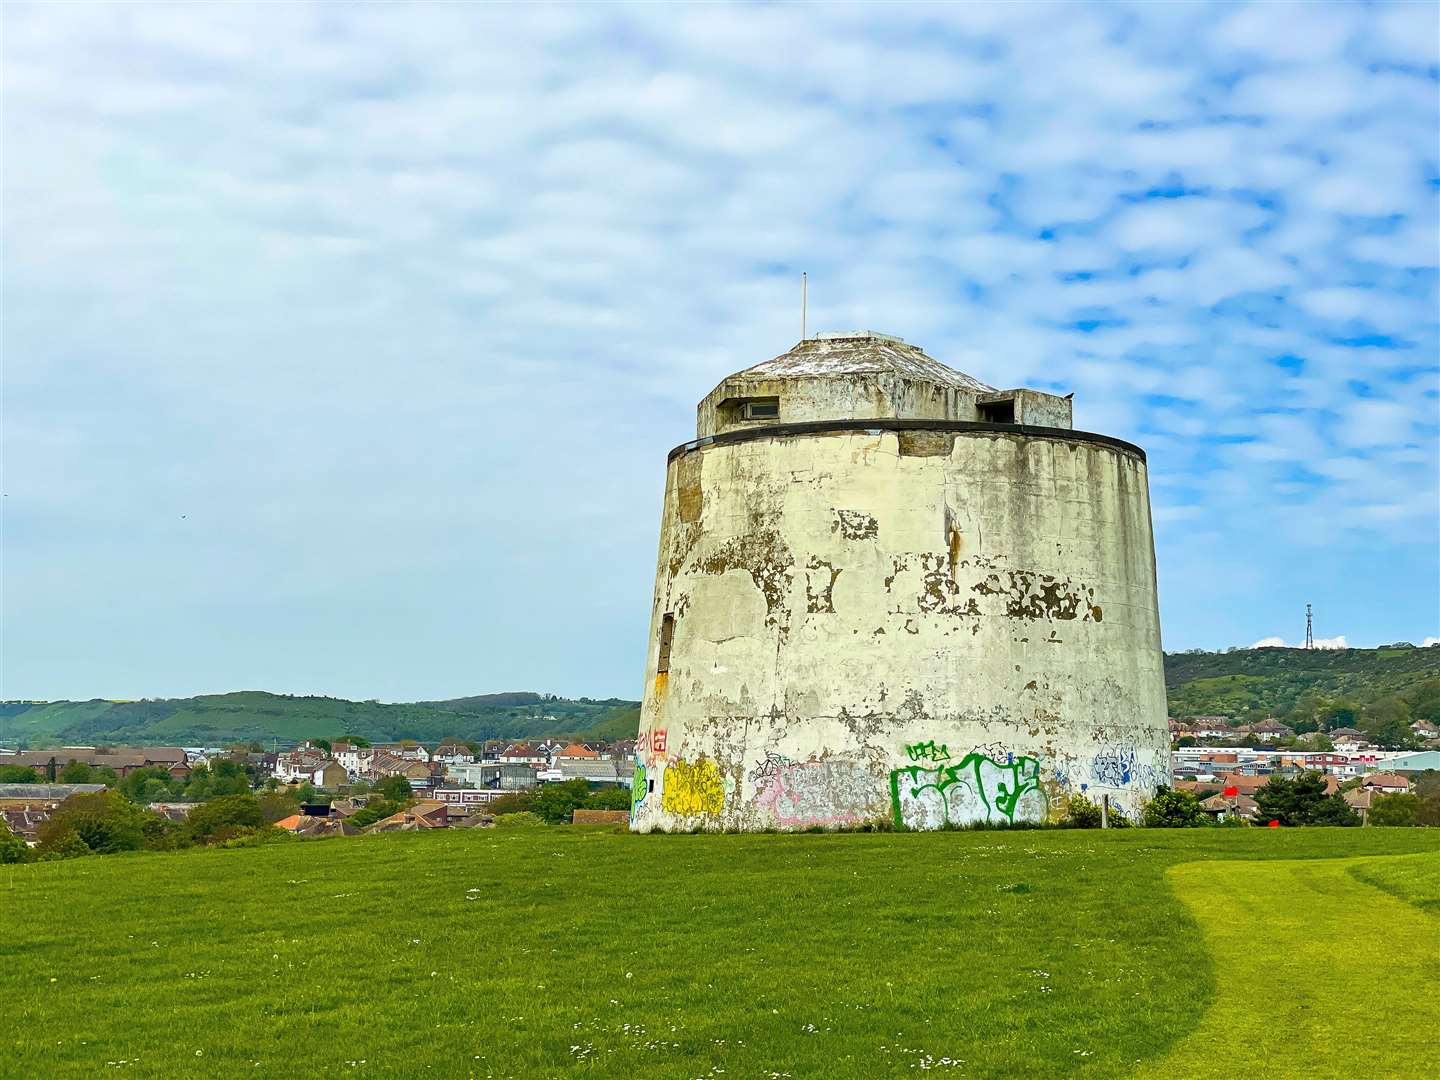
[{"xmin": 661, "ymin": 757, "xmax": 725, "ymax": 816}]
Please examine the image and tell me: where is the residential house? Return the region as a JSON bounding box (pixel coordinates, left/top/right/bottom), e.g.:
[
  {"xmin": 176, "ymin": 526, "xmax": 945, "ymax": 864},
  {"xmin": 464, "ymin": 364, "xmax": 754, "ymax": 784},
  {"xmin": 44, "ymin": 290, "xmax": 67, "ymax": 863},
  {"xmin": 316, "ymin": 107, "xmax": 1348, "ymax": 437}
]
[
  {"xmin": 1190, "ymin": 717, "xmax": 1232, "ymax": 739},
  {"xmin": 498, "ymin": 743, "xmax": 546, "ymax": 765},
  {"xmin": 1360, "ymin": 773, "xmax": 1410, "ymax": 795},
  {"xmin": 0, "ymin": 783, "xmax": 107, "ymax": 844},
  {"xmin": 1215, "ymin": 773, "xmax": 1269, "ymax": 799},
  {"xmin": 0, "ymin": 746, "xmax": 188, "ymax": 779},
  {"xmin": 330, "ymin": 742, "xmax": 373, "ymax": 776},
  {"xmin": 1200, "ymin": 792, "xmax": 1258, "ymax": 821},
  {"xmin": 372, "ymin": 741, "xmax": 431, "ymax": 763},
  {"xmin": 274, "ymin": 814, "xmax": 361, "ymax": 837},
  {"xmin": 274, "ymin": 749, "xmax": 327, "ymax": 783},
  {"xmin": 555, "ymin": 742, "xmax": 600, "ymax": 761},
  {"xmin": 433, "ymin": 741, "xmax": 475, "ymax": 768},
  {"xmin": 1343, "ymin": 787, "xmax": 1375, "ymax": 825},
  {"xmin": 1249, "ymin": 719, "xmax": 1295, "ymax": 743},
  {"xmin": 1410, "ymin": 719, "xmax": 1440, "ymax": 743},
  {"xmin": 311, "ymin": 760, "xmax": 348, "ymax": 790},
  {"xmin": 366, "ymin": 800, "xmax": 449, "ymax": 831}
]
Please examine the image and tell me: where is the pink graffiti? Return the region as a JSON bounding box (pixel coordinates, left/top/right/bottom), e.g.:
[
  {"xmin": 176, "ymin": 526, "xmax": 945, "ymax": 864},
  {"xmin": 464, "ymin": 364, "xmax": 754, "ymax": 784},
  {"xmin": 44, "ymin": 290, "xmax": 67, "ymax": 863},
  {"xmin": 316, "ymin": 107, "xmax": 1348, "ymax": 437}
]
[{"xmin": 754, "ymin": 760, "xmax": 873, "ymax": 827}]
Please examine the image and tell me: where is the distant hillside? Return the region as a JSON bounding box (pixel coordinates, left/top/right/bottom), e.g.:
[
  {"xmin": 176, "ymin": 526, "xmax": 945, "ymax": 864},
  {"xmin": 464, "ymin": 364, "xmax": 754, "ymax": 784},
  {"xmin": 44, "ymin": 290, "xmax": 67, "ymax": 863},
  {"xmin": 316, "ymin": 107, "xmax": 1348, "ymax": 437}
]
[
  {"xmin": 1164, "ymin": 645, "xmax": 1440, "ymax": 724},
  {"xmin": 6, "ymin": 645, "xmax": 1434, "ymax": 748},
  {"xmin": 0, "ymin": 692, "xmax": 639, "ymax": 748}
]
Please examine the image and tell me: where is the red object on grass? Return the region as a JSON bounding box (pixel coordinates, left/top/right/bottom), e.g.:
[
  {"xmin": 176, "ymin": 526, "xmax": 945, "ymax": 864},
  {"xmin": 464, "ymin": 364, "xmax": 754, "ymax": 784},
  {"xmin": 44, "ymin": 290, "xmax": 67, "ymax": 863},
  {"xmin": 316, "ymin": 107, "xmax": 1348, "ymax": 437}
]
[
  {"xmin": 1223, "ymin": 785, "xmax": 1239, "ymax": 797},
  {"xmin": 1267, "ymin": 819, "xmax": 1280, "ymax": 828}
]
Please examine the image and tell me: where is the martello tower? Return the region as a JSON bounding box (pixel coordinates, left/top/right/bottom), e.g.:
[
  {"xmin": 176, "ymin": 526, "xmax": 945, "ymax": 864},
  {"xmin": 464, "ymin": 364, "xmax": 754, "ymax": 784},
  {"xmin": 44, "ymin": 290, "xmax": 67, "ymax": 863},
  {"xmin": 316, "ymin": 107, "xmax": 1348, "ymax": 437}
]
[{"xmin": 630, "ymin": 332, "xmax": 1168, "ymax": 832}]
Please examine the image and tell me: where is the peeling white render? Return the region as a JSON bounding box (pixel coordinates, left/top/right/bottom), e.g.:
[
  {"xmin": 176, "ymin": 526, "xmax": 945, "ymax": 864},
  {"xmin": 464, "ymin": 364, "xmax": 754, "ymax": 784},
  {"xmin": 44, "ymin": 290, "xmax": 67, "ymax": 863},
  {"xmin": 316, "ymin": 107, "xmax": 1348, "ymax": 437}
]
[{"xmin": 631, "ymin": 332, "xmax": 1168, "ymax": 832}]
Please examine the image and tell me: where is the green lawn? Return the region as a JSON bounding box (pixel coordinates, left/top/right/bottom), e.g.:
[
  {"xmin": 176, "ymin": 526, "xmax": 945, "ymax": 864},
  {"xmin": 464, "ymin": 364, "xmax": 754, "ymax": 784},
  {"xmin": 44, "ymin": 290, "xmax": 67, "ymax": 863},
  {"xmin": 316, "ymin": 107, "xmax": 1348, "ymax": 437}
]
[
  {"xmin": 2, "ymin": 828, "xmax": 1435, "ymax": 1079},
  {"xmin": 1138, "ymin": 856, "xmax": 1438, "ymax": 1079}
]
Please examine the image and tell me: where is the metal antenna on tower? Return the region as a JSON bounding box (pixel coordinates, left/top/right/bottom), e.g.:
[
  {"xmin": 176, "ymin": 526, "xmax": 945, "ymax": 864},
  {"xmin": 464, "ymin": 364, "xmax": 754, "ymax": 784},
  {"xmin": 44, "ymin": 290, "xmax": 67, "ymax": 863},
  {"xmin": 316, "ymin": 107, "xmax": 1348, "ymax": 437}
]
[
  {"xmin": 801, "ymin": 272, "xmax": 807, "ymax": 340},
  {"xmin": 1305, "ymin": 603, "xmax": 1314, "ymax": 650}
]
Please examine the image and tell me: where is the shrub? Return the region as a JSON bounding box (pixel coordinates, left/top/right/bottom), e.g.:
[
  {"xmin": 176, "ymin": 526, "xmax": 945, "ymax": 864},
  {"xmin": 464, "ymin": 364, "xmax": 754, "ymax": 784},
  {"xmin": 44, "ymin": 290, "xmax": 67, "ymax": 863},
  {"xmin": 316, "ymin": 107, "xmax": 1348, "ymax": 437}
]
[
  {"xmin": 532, "ymin": 780, "xmax": 592, "ymax": 824},
  {"xmin": 372, "ymin": 775, "xmax": 415, "ymax": 803},
  {"xmin": 1142, "ymin": 786, "xmax": 1205, "ymax": 828},
  {"xmin": 0, "ymin": 821, "xmax": 29, "ymax": 864},
  {"xmin": 484, "ymin": 791, "xmax": 537, "ymax": 816},
  {"xmin": 493, "ymin": 812, "xmax": 544, "ymax": 828},
  {"xmin": 35, "ymin": 792, "xmax": 149, "ymax": 856},
  {"xmin": 258, "ymin": 792, "xmax": 301, "ymax": 823},
  {"xmin": 1064, "ymin": 794, "xmax": 1102, "ymax": 828},
  {"xmin": 36, "ymin": 829, "xmax": 93, "ymax": 861},
  {"xmin": 1368, "ymin": 792, "xmax": 1420, "ymax": 827},
  {"xmin": 186, "ymin": 794, "xmax": 266, "ymax": 844},
  {"xmin": 217, "ymin": 827, "xmax": 290, "ymax": 849},
  {"xmin": 585, "ymin": 787, "xmax": 632, "ymax": 812}
]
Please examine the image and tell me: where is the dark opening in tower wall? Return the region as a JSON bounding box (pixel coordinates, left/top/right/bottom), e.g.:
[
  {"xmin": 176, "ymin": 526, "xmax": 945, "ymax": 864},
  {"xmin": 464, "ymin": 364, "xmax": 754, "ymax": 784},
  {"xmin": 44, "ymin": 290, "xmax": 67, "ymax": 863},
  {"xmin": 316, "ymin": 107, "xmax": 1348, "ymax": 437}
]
[
  {"xmin": 657, "ymin": 613, "xmax": 676, "ymax": 673},
  {"xmin": 740, "ymin": 397, "xmax": 780, "ymax": 421},
  {"xmin": 977, "ymin": 395, "xmax": 1016, "ymax": 424}
]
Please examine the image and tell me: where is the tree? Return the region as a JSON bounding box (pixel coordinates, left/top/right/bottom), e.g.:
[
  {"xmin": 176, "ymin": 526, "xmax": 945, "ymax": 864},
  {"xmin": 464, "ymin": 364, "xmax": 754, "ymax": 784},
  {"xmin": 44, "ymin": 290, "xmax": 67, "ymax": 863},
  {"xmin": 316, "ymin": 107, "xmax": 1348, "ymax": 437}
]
[
  {"xmin": 0, "ymin": 820, "xmax": 28, "ymax": 864},
  {"xmin": 311, "ymin": 739, "xmax": 332, "ymax": 754},
  {"xmin": 0, "ymin": 765, "xmax": 40, "ymax": 783},
  {"xmin": 1403, "ymin": 679, "xmax": 1440, "ymax": 724},
  {"xmin": 185, "ymin": 794, "xmax": 265, "ymax": 844},
  {"xmin": 372, "ymin": 775, "xmax": 414, "ymax": 804},
  {"xmin": 341, "ymin": 735, "xmax": 371, "ymax": 748},
  {"xmin": 1255, "ymin": 772, "xmax": 1360, "ymax": 827},
  {"xmin": 36, "ymin": 828, "xmax": 92, "ymax": 861},
  {"xmin": 531, "ymin": 780, "xmax": 594, "ymax": 824},
  {"xmin": 57, "ymin": 761, "xmax": 104, "ymax": 785},
  {"xmin": 257, "ymin": 792, "xmax": 301, "ymax": 823},
  {"xmin": 585, "ymin": 787, "xmax": 631, "ymax": 812},
  {"xmin": 1176, "ymin": 736, "xmax": 1197, "ymax": 748},
  {"xmin": 35, "ymin": 792, "xmax": 149, "ymax": 855},
  {"xmin": 1360, "ymin": 697, "xmax": 1413, "ymax": 750},
  {"xmin": 119, "ymin": 766, "xmax": 181, "ymax": 803},
  {"xmin": 348, "ymin": 798, "xmax": 404, "ymax": 828},
  {"xmin": 1367, "ymin": 793, "xmax": 1420, "ymax": 827},
  {"xmin": 1143, "ymin": 786, "xmax": 1205, "ymax": 828}
]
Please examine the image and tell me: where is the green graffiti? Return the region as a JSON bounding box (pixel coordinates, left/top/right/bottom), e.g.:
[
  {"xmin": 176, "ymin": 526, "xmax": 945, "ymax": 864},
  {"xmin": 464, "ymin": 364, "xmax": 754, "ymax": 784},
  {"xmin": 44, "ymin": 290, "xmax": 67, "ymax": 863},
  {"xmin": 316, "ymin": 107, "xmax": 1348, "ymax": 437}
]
[
  {"xmin": 889, "ymin": 752, "xmax": 1044, "ymax": 829},
  {"xmin": 904, "ymin": 739, "xmax": 951, "ymax": 762},
  {"xmin": 631, "ymin": 764, "xmax": 646, "ymax": 819}
]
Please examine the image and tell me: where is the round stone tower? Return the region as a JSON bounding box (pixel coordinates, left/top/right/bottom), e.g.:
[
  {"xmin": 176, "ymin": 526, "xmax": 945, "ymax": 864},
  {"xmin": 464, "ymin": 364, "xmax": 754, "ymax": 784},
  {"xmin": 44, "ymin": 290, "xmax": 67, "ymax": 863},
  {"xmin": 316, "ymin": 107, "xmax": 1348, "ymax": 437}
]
[{"xmin": 630, "ymin": 331, "xmax": 1168, "ymax": 832}]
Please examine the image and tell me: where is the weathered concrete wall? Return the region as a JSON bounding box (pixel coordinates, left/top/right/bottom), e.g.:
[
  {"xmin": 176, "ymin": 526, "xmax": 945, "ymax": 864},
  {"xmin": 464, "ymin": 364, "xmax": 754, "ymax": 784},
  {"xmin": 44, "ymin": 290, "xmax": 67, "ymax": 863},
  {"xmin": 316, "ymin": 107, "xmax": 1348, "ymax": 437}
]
[
  {"xmin": 1014, "ymin": 390, "xmax": 1072, "ymax": 428},
  {"xmin": 698, "ymin": 373, "xmax": 983, "ymax": 437},
  {"xmin": 631, "ymin": 426, "xmax": 1168, "ymax": 832}
]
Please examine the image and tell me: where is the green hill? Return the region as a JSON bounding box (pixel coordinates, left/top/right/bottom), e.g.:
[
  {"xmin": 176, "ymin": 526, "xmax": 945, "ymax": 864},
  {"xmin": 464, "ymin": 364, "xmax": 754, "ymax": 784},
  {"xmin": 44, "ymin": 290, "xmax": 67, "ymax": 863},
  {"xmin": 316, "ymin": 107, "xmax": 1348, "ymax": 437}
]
[
  {"xmin": 1164, "ymin": 645, "xmax": 1440, "ymax": 729},
  {"xmin": 0, "ymin": 691, "xmax": 639, "ymax": 748},
  {"xmin": 5, "ymin": 644, "xmax": 1434, "ymax": 749}
]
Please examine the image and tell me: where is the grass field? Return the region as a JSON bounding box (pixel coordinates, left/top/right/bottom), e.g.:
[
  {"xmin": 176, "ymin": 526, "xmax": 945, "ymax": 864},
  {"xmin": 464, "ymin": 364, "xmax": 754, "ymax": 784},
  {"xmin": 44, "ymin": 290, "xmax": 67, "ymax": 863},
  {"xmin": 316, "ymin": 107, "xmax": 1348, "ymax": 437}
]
[{"xmin": 2, "ymin": 828, "xmax": 1436, "ymax": 1079}]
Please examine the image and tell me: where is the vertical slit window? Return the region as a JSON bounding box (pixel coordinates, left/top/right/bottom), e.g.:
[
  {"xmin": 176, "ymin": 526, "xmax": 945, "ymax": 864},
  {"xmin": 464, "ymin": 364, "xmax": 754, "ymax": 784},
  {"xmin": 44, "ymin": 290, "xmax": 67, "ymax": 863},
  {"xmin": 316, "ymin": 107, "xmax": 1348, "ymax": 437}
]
[{"xmin": 657, "ymin": 613, "xmax": 676, "ymax": 673}]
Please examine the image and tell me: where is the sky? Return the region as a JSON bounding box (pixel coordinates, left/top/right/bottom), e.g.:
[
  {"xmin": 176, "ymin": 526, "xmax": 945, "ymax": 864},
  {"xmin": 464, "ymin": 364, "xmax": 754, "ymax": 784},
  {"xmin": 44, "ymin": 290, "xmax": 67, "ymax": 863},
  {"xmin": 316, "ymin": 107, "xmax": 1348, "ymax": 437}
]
[{"xmin": 3, "ymin": 1, "xmax": 1438, "ymax": 702}]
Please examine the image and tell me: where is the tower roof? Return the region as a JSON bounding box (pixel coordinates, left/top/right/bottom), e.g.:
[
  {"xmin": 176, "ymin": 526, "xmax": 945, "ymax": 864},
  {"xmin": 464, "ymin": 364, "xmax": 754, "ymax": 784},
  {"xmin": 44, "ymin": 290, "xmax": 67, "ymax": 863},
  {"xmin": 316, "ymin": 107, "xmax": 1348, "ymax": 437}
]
[{"xmin": 735, "ymin": 331, "xmax": 994, "ymax": 393}]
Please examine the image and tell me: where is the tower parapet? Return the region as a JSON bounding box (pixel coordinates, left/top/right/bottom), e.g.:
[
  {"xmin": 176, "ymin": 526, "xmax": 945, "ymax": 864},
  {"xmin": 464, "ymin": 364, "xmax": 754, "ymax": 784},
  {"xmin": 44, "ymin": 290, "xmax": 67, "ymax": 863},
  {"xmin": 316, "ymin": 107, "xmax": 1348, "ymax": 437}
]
[{"xmin": 697, "ymin": 331, "xmax": 1073, "ymax": 437}]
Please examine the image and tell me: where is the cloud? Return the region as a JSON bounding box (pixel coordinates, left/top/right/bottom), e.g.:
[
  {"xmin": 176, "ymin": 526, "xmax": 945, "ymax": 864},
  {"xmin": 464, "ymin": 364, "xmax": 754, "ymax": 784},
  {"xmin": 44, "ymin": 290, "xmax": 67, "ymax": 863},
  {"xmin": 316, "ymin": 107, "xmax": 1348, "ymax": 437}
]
[
  {"xmin": 1250, "ymin": 636, "xmax": 1349, "ymax": 650},
  {"xmin": 2, "ymin": 0, "xmax": 1436, "ymax": 698}
]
